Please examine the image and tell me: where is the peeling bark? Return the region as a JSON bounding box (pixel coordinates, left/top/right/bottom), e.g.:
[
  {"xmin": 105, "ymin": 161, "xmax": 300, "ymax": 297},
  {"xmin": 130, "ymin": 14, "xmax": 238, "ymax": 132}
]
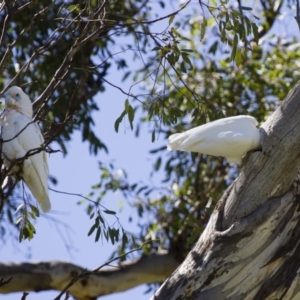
[
  {"xmin": 0, "ymin": 251, "xmax": 179, "ymax": 300},
  {"xmin": 152, "ymin": 82, "xmax": 300, "ymax": 300}
]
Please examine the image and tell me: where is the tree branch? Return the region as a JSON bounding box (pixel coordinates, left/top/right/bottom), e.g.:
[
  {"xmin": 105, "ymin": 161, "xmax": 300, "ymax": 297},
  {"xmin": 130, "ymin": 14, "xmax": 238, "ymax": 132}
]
[{"xmin": 0, "ymin": 251, "xmax": 180, "ymax": 299}]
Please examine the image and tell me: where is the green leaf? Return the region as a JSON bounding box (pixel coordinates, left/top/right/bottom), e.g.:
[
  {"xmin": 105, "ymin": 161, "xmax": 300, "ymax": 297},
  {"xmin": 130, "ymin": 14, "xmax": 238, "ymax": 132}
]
[
  {"xmin": 122, "ymin": 233, "xmax": 128, "ymax": 246},
  {"xmin": 241, "ymin": 6, "xmax": 252, "ymax": 10},
  {"xmin": 27, "ymin": 220, "xmax": 36, "ymax": 234},
  {"xmin": 252, "ymin": 23, "xmax": 259, "ymax": 43},
  {"xmin": 28, "ymin": 212, "xmax": 36, "ymax": 220},
  {"xmin": 245, "ymin": 17, "xmax": 252, "ymax": 35},
  {"xmin": 171, "ymin": 27, "xmax": 183, "ymax": 39},
  {"xmin": 231, "ymin": 10, "xmax": 240, "ymax": 18},
  {"xmin": 124, "ymin": 99, "xmax": 129, "ymax": 110},
  {"xmin": 152, "ymin": 130, "xmax": 156, "ymax": 142},
  {"xmin": 115, "ymin": 229, "xmax": 119, "ymax": 243},
  {"xmin": 131, "ymin": 235, "xmax": 137, "ymax": 247},
  {"xmin": 182, "ymin": 52, "xmax": 192, "ymax": 66},
  {"xmin": 95, "ymin": 216, "xmax": 100, "ymax": 226},
  {"xmin": 98, "ymin": 214, "xmax": 105, "ymax": 225},
  {"xmin": 181, "ymin": 49, "xmax": 193, "ymax": 53},
  {"xmin": 7, "ymin": 210, "xmax": 13, "ymax": 224},
  {"xmin": 103, "ymin": 229, "xmax": 109, "ymax": 241},
  {"xmin": 103, "ymin": 209, "xmax": 117, "ymax": 215},
  {"xmin": 122, "ymin": 71, "xmax": 131, "ymax": 82},
  {"xmin": 89, "ymin": 211, "xmax": 95, "ymax": 219},
  {"xmin": 114, "ymin": 109, "xmax": 126, "ymax": 132},
  {"xmin": 169, "ymin": 15, "xmax": 175, "ymax": 25},
  {"xmin": 107, "ymin": 227, "xmax": 114, "ymax": 245},
  {"xmin": 154, "ymin": 157, "xmax": 162, "ymax": 171},
  {"xmin": 30, "ymin": 204, "xmax": 40, "ymax": 217},
  {"xmin": 221, "ymin": 25, "xmax": 226, "ymax": 42},
  {"xmin": 68, "ymin": 5, "xmax": 77, "ymax": 11},
  {"xmin": 88, "ymin": 224, "xmax": 97, "ymax": 236},
  {"xmin": 167, "ymin": 53, "xmax": 175, "ymax": 65},
  {"xmin": 127, "ymin": 104, "xmax": 134, "ymax": 130},
  {"xmin": 230, "ymin": 34, "xmax": 238, "ymax": 61},
  {"xmin": 200, "ymin": 18, "xmax": 207, "ymax": 40},
  {"xmin": 123, "ymin": 99, "xmax": 134, "ymax": 130},
  {"xmin": 180, "ymin": 61, "xmax": 187, "ymax": 73},
  {"xmin": 235, "ymin": 48, "xmax": 242, "ymax": 66},
  {"xmin": 19, "ymin": 227, "xmax": 27, "ymax": 242},
  {"xmin": 15, "ymin": 216, "xmax": 23, "ymax": 225},
  {"xmin": 95, "ymin": 227, "xmax": 101, "ymax": 242}
]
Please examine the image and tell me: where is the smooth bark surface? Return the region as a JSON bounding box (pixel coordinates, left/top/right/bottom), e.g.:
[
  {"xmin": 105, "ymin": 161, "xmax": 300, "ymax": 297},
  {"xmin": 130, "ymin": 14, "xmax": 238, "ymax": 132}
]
[
  {"xmin": 152, "ymin": 81, "xmax": 300, "ymax": 300},
  {"xmin": 0, "ymin": 251, "xmax": 179, "ymax": 299}
]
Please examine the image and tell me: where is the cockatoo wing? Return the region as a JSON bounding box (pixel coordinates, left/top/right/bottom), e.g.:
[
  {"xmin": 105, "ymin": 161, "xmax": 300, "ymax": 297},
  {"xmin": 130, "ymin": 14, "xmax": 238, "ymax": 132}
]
[
  {"xmin": 16, "ymin": 115, "xmax": 50, "ymax": 213},
  {"xmin": 167, "ymin": 115, "xmax": 261, "ymax": 163},
  {"xmin": 1, "ymin": 112, "xmax": 51, "ymax": 212}
]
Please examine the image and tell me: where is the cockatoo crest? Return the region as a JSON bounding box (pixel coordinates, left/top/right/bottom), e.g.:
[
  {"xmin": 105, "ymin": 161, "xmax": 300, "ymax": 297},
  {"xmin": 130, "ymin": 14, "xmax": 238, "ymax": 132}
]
[
  {"xmin": 167, "ymin": 115, "xmax": 261, "ymax": 164},
  {"xmin": 1, "ymin": 86, "xmax": 51, "ymax": 212},
  {"xmin": 4, "ymin": 86, "xmax": 33, "ymax": 118}
]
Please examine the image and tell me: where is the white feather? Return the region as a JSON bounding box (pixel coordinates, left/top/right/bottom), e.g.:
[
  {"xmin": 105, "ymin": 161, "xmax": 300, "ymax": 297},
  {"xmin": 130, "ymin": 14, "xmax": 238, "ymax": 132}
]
[
  {"xmin": 1, "ymin": 86, "xmax": 51, "ymax": 212},
  {"xmin": 167, "ymin": 115, "xmax": 261, "ymax": 163}
]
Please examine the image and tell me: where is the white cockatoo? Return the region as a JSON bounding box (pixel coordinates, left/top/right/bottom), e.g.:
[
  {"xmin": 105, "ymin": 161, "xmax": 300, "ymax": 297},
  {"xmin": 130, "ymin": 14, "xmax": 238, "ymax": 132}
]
[
  {"xmin": 167, "ymin": 115, "xmax": 261, "ymax": 163},
  {"xmin": 1, "ymin": 86, "xmax": 51, "ymax": 212}
]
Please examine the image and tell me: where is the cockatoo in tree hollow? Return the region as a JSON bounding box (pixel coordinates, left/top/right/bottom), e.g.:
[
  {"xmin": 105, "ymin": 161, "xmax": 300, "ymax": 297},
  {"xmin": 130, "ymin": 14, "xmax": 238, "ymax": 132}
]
[
  {"xmin": 167, "ymin": 115, "xmax": 261, "ymax": 164},
  {"xmin": 1, "ymin": 86, "xmax": 51, "ymax": 212}
]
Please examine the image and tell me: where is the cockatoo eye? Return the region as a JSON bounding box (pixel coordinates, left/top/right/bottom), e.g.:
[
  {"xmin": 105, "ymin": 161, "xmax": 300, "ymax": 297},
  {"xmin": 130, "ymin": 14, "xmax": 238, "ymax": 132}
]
[{"xmin": 15, "ymin": 93, "xmax": 20, "ymax": 100}]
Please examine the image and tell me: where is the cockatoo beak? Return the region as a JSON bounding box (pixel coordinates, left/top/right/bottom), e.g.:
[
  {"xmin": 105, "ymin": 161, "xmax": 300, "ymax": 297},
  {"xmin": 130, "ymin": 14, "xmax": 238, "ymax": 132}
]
[
  {"xmin": 4, "ymin": 93, "xmax": 21, "ymax": 113},
  {"xmin": 5, "ymin": 93, "xmax": 15, "ymax": 106}
]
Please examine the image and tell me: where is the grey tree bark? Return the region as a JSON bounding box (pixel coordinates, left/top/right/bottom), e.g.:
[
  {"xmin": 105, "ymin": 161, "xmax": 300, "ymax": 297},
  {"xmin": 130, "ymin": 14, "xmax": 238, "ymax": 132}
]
[
  {"xmin": 152, "ymin": 81, "xmax": 300, "ymax": 299},
  {"xmin": 0, "ymin": 251, "xmax": 179, "ymax": 299}
]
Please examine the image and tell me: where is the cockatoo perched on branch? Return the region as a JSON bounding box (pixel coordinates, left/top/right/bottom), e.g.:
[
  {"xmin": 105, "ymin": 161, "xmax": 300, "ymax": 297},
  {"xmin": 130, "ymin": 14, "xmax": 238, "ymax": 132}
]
[
  {"xmin": 1, "ymin": 86, "xmax": 51, "ymax": 212},
  {"xmin": 167, "ymin": 115, "xmax": 261, "ymax": 164}
]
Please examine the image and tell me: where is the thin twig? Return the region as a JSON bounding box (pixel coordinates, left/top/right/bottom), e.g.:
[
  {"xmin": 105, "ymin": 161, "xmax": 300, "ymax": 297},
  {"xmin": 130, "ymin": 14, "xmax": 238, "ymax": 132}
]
[
  {"xmin": 21, "ymin": 292, "xmax": 29, "ymax": 300},
  {"xmin": 0, "ymin": 276, "xmax": 12, "ymax": 287},
  {"xmin": 296, "ymin": 0, "xmax": 300, "ymax": 32},
  {"xmin": 53, "ymin": 241, "xmax": 151, "ymax": 300},
  {"xmin": 49, "ymin": 188, "xmax": 114, "ymax": 212},
  {"xmin": 132, "ymin": 0, "xmax": 191, "ymax": 25}
]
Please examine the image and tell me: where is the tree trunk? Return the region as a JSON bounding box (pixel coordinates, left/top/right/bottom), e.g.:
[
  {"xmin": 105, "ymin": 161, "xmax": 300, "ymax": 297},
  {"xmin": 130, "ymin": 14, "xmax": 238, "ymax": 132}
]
[{"xmin": 152, "ymin": 81, "xmax": 300, "ymax": 300}]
